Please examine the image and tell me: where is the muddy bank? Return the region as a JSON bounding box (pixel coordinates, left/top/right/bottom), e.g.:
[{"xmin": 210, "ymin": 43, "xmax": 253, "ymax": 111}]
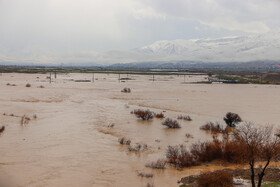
[{"xmin": 180, "ymin": 167, "xmax": 280, "ymax": 186}]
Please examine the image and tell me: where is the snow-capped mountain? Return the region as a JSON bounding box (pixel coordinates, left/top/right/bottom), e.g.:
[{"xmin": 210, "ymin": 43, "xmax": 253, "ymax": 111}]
[
  {"xmin": 1, "ymin": 30, "xmax": 280, "ymax": 65},
  {"xmin": 130, "ymin": 30, "xmax": 280, "ymax": 63}
]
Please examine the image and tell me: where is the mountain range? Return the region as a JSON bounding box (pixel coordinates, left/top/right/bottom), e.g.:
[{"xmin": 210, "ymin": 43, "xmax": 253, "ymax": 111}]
[
  {"xmin": 1, "ymin": 30, "xmax": 280, "ymax": 66},
  {"xmin": 99, "ymin": 30, "xmax": 280, "ymax": 64}
]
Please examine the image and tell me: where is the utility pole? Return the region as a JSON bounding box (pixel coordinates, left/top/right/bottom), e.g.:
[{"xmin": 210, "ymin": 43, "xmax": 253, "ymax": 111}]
[
  {"xmin": 92, "ymin": 73, "xmax": 94, "ymax": 83},
  {"xmin": 49, "ymin": 72, "xmax": 52, "ymax": 83},
  {"xmin": 118, "ymin": 74, "xmax": 120, "ymax": 82}
]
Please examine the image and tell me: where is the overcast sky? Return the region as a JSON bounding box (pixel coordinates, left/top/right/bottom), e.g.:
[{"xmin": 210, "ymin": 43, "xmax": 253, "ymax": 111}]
[{"xmin": 0, "ymin": 0, "xmax": 280, "ymax": 64}]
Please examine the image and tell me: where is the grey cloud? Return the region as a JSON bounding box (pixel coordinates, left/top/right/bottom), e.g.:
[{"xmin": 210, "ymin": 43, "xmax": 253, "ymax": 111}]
[{"xmin": 0, "ymin": 0, "xmax": 279, "ymax": 64}]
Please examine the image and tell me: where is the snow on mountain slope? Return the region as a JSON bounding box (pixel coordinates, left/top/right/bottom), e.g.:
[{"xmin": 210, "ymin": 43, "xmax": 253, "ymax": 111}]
[
  {"xmin": 1, "ymin": 30, "xmax": 280, "ymax": 64},
  {"xmin": 129, "ymin": 30, "xmax": 280, "ymax": 63}
]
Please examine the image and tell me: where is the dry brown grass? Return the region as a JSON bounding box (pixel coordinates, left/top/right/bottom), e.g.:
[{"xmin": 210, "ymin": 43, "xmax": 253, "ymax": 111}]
[
  {"xmin": 166, "ymin": 135, "xmax": 249, "ymax": 168},
  {"xmin": 197, "ymin": 170, "xmax": 233, "ymax": 187}
]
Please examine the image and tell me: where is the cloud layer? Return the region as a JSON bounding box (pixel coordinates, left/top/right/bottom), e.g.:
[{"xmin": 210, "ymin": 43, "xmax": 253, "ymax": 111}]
[{"xmin": 0, "ymin": 0, "xmax": 280, "ymax": 64}]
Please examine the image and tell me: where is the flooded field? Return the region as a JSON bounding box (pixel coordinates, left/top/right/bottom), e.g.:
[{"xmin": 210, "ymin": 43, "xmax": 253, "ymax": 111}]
[{"xmin": 0, "ymin": 73, "xmax": 280, "ymax": 187}]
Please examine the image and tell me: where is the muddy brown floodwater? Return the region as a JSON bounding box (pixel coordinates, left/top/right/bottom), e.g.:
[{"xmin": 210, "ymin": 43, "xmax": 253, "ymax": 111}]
[{"xmin": 0, "ymin": 73, "xmax": 280, "ymax": 187}]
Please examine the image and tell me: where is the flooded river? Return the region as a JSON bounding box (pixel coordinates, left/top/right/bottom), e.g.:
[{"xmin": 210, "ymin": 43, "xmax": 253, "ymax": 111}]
[{"xmin": 0, "ymin": 73, "xmax": 279, "ymax": 186}]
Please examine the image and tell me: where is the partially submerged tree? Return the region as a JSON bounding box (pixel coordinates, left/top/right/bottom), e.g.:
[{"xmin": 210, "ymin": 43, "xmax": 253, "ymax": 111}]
[
  {"xmin": 234, "ymin": 123, "xmax": 280, "ymax": 187},
  {"xmin": 133, "ymin": 109, "xmax": 154, "ymax": 120},
  {"xmin": 164, "ymin": 122, "xmax": 280, "ymax": 187},
  {"xmin": 162, "ymin": 118, "xmax": 181, "ymax": 128},
  {"xmin": 224, "ymin": 112, "xmax": 242, "ymax": 127}
]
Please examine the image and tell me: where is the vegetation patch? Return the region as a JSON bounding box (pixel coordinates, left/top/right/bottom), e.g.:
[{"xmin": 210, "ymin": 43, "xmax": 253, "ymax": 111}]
[
  {"xmin": 177, "ymin": 115, "xmax": 192, "ymax": 121},
  {"xmin": 200, "ymin": 122, "xmax": 226, "ymax": 134},
  {"xmin": 155, "ymin": 113, "xmax": 165, "ymax": 119},
  {"xmin": 133, "ymin": 109, "xmax": 154, "ymax": 120},
  {"xmin": 162, "ymin": 118, "xmax": 181, "ymax": 128},
  {"xmin": 118, "ymin": 137, "xmax": 131, "ymax": 145},
  {"xmin": 145, "ymin": 159, "xmax": 166, "ymax": 169},
  {"xmin": 121, "ymin": 87, "xmax": 131, "ymax": 93}
]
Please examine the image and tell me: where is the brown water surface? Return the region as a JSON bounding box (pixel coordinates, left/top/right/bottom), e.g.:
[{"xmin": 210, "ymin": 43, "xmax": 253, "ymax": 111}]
[{"xmin": 0, "ymin": 73, "xmax": 279, "ymax": 187}]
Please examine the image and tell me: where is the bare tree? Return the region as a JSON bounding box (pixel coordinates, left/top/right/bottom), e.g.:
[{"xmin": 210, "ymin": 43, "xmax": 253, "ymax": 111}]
[{"xmin": 234, "ymin": 123, "xmax": 280, "ymax": 187}]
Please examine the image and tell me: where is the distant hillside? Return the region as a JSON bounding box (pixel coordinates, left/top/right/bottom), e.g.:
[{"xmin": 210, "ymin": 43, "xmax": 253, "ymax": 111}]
[
  {"xmin": 95, "ymin": 30, "xmax": 280, "ymax": 64},
  {"xmin": 1, "ymin": 30, "xmax": 280, "ymax": 65},
  {"xmin": 109, "ymin": 61, "xmax": 280, "ymax": 72}
]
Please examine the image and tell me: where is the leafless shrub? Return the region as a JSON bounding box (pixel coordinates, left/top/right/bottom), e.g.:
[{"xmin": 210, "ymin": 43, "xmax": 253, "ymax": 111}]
[
  {"xmin": 128, "ymin": 144, "xmax": 142, "ymax": 151},
  {"xmin": 155, "ymin": 113, "xmax": 165, "ymax": 119},
  {"xmin": 146, "ymin": 183, "xmax": 154, "ymax": 187},
  {"xmin": 25, "ymin": 83, "xmax": 31, "ymax": 87},
  {"xmin": 190, "ymin": 139, "xmax": 224, "ymax": 163},
  {"xmin": 121, "ymin": 87, "xmax": 131, "ymax": 93},
  {"xmin": 185, "ymin": 133, "xmax": 194, "ymax": 138},
  {"xmin": 124, "ymin": 104, "xmax": 129, "ymax": 108},
  {"xmin": 197, "ymin": 170, "xmax": 233, "ymax": 187},
  {"xmin": 11, "ymin": 84, "xmax": 16, "ymax": 86},
  {"xmin": 177, "ymin": 115, "xmax": 192, "ymax": 121},
  {"xmin": 200, "ymin": 122, "xmax": 226, "ymax": 134},
  {"xmin": 0, "ymin": 126, "xmax": 5, "ymax": 134},
  {"xmin": 166, "ymin": 136, "xmax": 247, "ymax": 168},
  {"xmin": 20, "ymin": 115, "xmax": 31, "ymax": 126},
  {"xmin": 145, "ymin": 159, "xmax": 166, "ymax": 169},
  {"xmin": 224, "ymin": 112, "xmax": 242, "ymax": 127},
  {"xmin": 108, "ymin": 123, "xmax": 115, "ymax": 128},
  {"xmin": 133, "ymin": 109, "xmax": 154, "ymax": 120},
  {"xmin": 118, "ymin": 137, "xmax": 131, "ymax": 145},
  {"xmin": 38, "ymin": 85, "xmax": 45, "ymax": 88},
  {"xmin": 166, "ymin": 145, "xmax": 199, "ymax": 168},
  {"xmin": 33, "ymin": 114, "xmax": 37, "ymax": 119},
  {"xmin": 6, "ymin": 83, "xmax": 10, "ymax": 86},
  {"xmin": 128, "ymin": 143, "xmax": 148, "ymax": 152},
  {"xmin": 165, "ymin": 122, "xmax": 280, "ymax": 183},
  {"xmin": 142, "ymin": 143, "xmax": 148, "ymax": 150},
  {"xmin": 162, "ymin": 118, "xmax": 181, "ymax": 128},
  {"xmin": 137, "ymin": 172, "xmax": 154, "ymax": 178}
]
